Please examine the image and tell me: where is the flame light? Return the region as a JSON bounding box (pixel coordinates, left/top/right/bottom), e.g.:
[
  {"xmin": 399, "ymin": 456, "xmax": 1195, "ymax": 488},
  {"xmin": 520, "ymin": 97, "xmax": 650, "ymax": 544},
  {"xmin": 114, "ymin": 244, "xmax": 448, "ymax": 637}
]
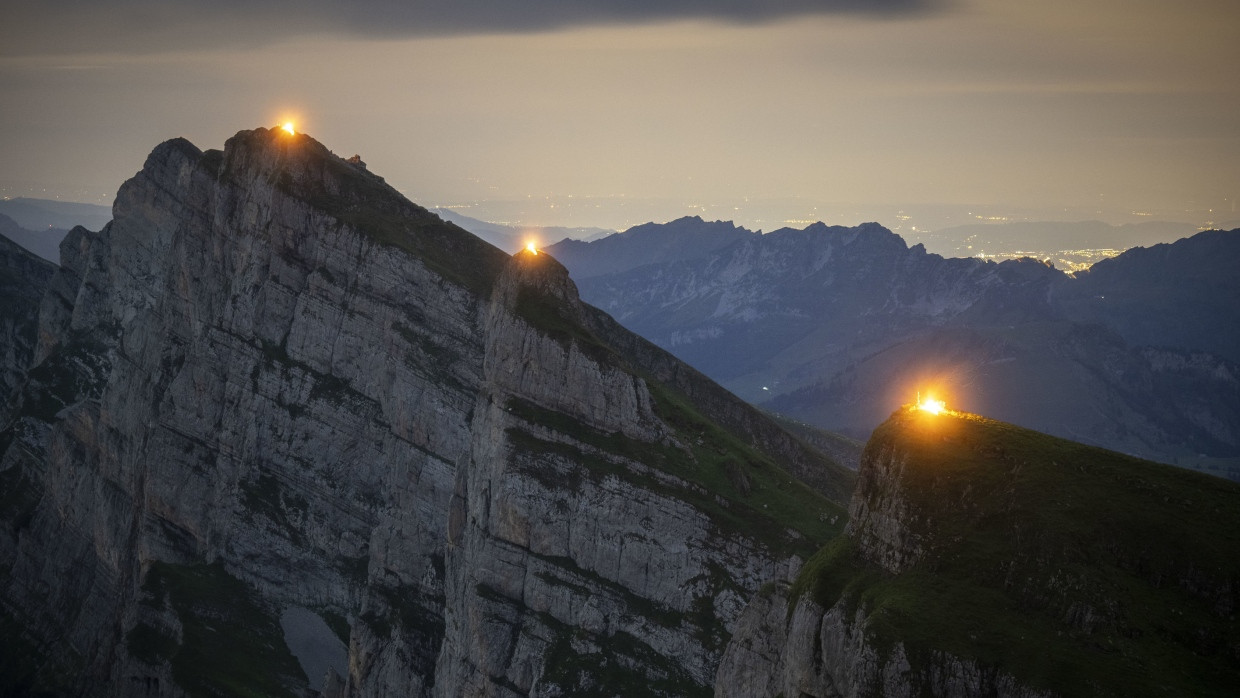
[
  {"xmin": 917, "ymin": 394, "xmax": 946, "ymax": 415},
  {"xmin": 281, "ymin": 121, "xmax": 296, "ymax": 135},
  {"xmin": 526, "ymin": 241, "xmax": 538, "ymax": 255}
]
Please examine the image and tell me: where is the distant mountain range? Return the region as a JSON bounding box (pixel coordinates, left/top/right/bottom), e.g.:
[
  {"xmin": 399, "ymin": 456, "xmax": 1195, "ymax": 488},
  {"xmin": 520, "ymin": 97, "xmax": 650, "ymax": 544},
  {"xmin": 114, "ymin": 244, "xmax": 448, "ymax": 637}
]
[
  {"xmin": 548, "ymin": 217, "xmax": 1240, "ymax": 480},
  {"xmin": 0, "ymin": 198, "xmax": 113, "ymax": 264},
  {"xmin": 912, "ymin": 219, "xmax": 1206, "ymax": 258},
  {"xmin": 0, "ymin": 213, "xmax": 66, "ymax": 264},
  {"xmin": 0, "ymin": 196, "xmax": 111, "ymax": 231}
]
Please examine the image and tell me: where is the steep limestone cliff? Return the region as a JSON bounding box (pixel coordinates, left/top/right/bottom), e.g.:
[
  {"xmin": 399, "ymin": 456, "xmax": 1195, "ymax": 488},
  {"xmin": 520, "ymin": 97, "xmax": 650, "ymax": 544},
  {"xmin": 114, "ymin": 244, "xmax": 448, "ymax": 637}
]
[
  {"xmin": 0, "ymin": 127, "xmax": 853, "ymax": 696},
  {"xmin": 0, "ymin": 232, "xmax": 55, "ymax": 400},
  {"xmin": 719, "ymin": 406, "xmax": 1240, "ymax": 697}
]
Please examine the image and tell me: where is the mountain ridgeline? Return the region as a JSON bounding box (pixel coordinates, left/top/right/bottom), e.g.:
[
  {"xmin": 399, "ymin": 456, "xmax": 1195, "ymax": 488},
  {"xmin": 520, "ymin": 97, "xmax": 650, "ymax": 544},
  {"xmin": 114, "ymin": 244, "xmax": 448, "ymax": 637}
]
[
  {"xmin": 547, "ymin": 218, "xmax": 1240, "ymax": 481},
  {"xmin": 0, "ymin": 127, "xmax": 853, "ymax": 696},
  {"xmin": 1, "ymin": 127, "xmax": 1237, "ymax": 697}
]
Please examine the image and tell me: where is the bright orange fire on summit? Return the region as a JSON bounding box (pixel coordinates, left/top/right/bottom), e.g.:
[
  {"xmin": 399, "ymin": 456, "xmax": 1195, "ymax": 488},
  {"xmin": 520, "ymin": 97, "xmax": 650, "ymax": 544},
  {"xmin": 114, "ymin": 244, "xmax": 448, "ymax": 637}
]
[
  {"xmin": 526, "ymin": 241, "xmax": 538, "ymax": 255},
  {"xmin": 917, "ymin": 394, "xmax": 946, "ymax": 415},
  {"xmin": 281, "ymin": 121, "xmax": 296, "ymax": 135}
]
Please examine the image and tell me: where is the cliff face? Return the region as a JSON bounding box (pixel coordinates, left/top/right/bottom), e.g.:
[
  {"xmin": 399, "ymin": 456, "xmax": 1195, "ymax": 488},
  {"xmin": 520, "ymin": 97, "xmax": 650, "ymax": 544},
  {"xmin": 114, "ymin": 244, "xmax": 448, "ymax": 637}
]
[
  {"xmin": 0, "ymin": 232, "xmax": 55, "ymax": 400},
  {"xmin": 719, "ymin": 407, "xmax": 1240, "ymax": 698},
  {"xmin": 0, "ymin": 127, "xmax": 852, "ymax": 696}
]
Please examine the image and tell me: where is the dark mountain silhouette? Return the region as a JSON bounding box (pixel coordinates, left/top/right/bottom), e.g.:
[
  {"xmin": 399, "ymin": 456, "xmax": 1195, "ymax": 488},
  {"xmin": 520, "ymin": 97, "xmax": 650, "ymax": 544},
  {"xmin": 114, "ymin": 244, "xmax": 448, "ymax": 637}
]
[
  {"xmin": 1056, "ymin": 229, "xmax": 1240, "ymax": 363},
  {"xmin": 0, "ymin": 196, "xmax": 111, "ymax": 232},
  {"xmin": 0, "ymin": 212, "xmax": 66, "ymax": 263},
  {"xmin": 547, "ymin": 215, "xmax": 755, "ymax": 279}
]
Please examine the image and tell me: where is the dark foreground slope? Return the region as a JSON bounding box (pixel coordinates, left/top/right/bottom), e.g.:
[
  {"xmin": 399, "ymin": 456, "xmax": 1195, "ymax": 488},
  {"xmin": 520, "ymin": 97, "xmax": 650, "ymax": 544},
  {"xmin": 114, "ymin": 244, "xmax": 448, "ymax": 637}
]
[
  {"xmin": 0, "ymin": 127, "xmax": 852, "ymax": 697},
  {"xmin": 719, "ymin": 406, "xmax": 1240, "ymax": 697}
]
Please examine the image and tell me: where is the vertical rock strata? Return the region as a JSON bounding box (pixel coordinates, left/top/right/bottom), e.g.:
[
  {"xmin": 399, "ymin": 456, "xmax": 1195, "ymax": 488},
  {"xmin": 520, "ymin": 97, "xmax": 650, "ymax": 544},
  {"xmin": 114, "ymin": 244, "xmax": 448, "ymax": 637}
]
[
  {"xmin": 0, "ymin": 128, "xmax": 851, "ymax": 696},
  {"xmin": 0, "ymin": 234, "xmax": 55, "ymax": 400}
]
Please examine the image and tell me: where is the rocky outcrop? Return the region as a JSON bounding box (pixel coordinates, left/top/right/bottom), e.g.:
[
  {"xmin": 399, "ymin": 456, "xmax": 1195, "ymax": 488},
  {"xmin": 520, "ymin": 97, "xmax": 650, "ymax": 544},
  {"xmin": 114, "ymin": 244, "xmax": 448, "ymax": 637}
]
[
  {"xmin": 716, "ymin": 585, "xmax": 1051, "ymax": 698},
  {"xmin": 718, "ymin": 407, "xmax": 1240, "ymax": 697},
  {"xmin": 0, "ymin": 127, "xmax": 852, "ymax": 696}
]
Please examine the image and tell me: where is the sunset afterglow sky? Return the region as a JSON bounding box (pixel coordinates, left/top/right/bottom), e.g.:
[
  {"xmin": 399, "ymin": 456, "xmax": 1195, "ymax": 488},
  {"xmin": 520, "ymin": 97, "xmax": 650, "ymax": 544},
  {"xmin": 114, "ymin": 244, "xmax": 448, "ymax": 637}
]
[{"xmin": 2, "ymin": 0, "xmax": 1237, "ymax": 231}]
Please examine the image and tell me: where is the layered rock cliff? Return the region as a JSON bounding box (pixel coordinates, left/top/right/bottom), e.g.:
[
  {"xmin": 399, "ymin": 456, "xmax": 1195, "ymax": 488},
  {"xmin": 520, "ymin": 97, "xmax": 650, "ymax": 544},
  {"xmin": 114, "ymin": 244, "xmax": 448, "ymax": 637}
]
[
  {"xmin": 0, "ymin": 127, "xmax": 853, "ymax": 696},
  {"xmin": 0, "ymin": 232, "xmax": 55, "ymax": 400},
  {"xmin": 718, "ymin": 406, "xmax": 1240, "ymax": 697}
]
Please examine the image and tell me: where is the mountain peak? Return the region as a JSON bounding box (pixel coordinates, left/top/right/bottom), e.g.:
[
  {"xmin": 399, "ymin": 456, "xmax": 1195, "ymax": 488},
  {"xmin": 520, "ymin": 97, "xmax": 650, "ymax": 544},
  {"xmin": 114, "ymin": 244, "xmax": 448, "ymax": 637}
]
[
  {"xmin": 209, "ymin": 126, "xmax": 394, "ymax": 207},
  {"xmin": 734, "ymin": 405, "xmax": 1240, "ymax": 697},
  {"xmin": 849, "ymin": 404, "xmax": 1240, "ymax": 580},
  {"xmin": 502, "ymin": 245, "xmax": 582, "ymax": 311},
  {"xmin": 138, "ymin": 126, "xmax": 511, "ymax": 295}
]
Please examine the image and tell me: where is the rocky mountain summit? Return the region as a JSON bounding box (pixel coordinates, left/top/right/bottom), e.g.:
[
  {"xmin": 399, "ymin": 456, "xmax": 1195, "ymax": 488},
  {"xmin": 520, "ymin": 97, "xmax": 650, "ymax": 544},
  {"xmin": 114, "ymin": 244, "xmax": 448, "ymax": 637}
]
[
  {"xmin": 0, "ymin": 127, "xmax": 854, "ymax": 696},
  {"xmin": 718, "ymin": 406, "xmax": 1240, "ymax": 697},
  {"xmin": 549, "ymin": 218, "xmax": 1240, "ymax": 480}
]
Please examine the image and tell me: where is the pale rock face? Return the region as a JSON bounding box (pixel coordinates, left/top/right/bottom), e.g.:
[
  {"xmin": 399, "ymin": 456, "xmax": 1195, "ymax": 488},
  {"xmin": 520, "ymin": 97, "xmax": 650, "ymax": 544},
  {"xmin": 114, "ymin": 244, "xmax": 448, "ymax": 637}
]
[
  {"xmin": 0, "ymin": 128, "xmax": 849, "ymax": 696},
  {"xmin": 845, "ymin": 444, "xmax": 926, "ymax": 575},
  {"xmin": 0, "ymin": 234, "xmax": 55, "ymax": 400}
]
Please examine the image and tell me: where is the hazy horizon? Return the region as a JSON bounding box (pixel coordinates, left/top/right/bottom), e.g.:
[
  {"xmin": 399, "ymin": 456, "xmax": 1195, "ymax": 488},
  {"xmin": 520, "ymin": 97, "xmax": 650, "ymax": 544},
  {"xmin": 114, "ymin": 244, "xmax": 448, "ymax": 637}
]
[{"xmin": 2, "ymin": 0, "xmax": 1237, "ymax": 235}]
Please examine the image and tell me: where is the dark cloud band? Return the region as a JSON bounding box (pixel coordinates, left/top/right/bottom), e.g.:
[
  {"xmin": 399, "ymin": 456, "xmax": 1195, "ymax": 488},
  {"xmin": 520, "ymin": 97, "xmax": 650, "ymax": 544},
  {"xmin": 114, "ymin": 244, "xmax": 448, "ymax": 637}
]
[
  {"xmin": 321, "ymin": 0, "xmax": 938, "ymax": 34},
  {"xmin": 6, "ymin": 0, "xmax": 942, "ymax": 55}
]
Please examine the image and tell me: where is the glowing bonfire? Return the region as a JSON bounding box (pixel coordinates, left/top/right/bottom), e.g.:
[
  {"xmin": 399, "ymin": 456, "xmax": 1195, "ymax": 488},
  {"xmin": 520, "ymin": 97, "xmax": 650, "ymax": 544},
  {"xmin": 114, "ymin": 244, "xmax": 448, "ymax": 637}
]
[
  {"xmin": 917, "ymin": 393, "xmax": 946, "ymax": 415},
  {"xmin": 281, "ymin": 121, "xmax": 296, "ymax": 135},
  {"xmin": 526, "ymin": 241, "xmax": 539, "ymax": 255}
]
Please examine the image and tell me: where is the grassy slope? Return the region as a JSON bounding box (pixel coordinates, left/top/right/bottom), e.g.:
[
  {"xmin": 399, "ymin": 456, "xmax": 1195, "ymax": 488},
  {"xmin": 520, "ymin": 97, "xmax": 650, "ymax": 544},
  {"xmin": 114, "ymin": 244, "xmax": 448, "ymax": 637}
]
[{"xmin": 795, "ymin": 406, "xmax": 1240, "ymax": 697}]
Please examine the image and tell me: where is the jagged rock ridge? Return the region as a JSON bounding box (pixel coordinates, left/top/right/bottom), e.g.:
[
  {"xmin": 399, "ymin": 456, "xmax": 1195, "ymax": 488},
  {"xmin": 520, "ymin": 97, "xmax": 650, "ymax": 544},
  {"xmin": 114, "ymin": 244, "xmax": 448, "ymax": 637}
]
[{"xmin": 0, "ymin": 127, "xmax": 853, "ymax": 696}]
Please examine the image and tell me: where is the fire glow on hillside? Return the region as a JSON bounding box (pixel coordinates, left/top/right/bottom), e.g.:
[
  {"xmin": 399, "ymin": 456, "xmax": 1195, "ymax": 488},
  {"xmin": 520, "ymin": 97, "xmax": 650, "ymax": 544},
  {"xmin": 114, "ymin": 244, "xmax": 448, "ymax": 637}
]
[{"xmin": 917, "ymin": 394, "xmax": 946, "ymax": 415}]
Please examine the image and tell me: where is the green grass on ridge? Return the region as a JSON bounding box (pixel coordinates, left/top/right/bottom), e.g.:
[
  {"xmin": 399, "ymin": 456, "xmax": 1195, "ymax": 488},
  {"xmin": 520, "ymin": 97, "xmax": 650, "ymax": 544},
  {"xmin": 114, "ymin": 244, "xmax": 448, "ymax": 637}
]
[{"xmin": 794, "ymin": 406, "xmax": 1240, "ymax": 697}]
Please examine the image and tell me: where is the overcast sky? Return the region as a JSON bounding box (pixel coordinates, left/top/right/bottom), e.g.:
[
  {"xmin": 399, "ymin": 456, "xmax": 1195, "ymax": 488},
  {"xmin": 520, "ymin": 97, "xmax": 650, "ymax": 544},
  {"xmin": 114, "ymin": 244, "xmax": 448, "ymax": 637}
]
[{"xmin": 2, "ymin": 0, "xmax": 1237, "ymax": 231}]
